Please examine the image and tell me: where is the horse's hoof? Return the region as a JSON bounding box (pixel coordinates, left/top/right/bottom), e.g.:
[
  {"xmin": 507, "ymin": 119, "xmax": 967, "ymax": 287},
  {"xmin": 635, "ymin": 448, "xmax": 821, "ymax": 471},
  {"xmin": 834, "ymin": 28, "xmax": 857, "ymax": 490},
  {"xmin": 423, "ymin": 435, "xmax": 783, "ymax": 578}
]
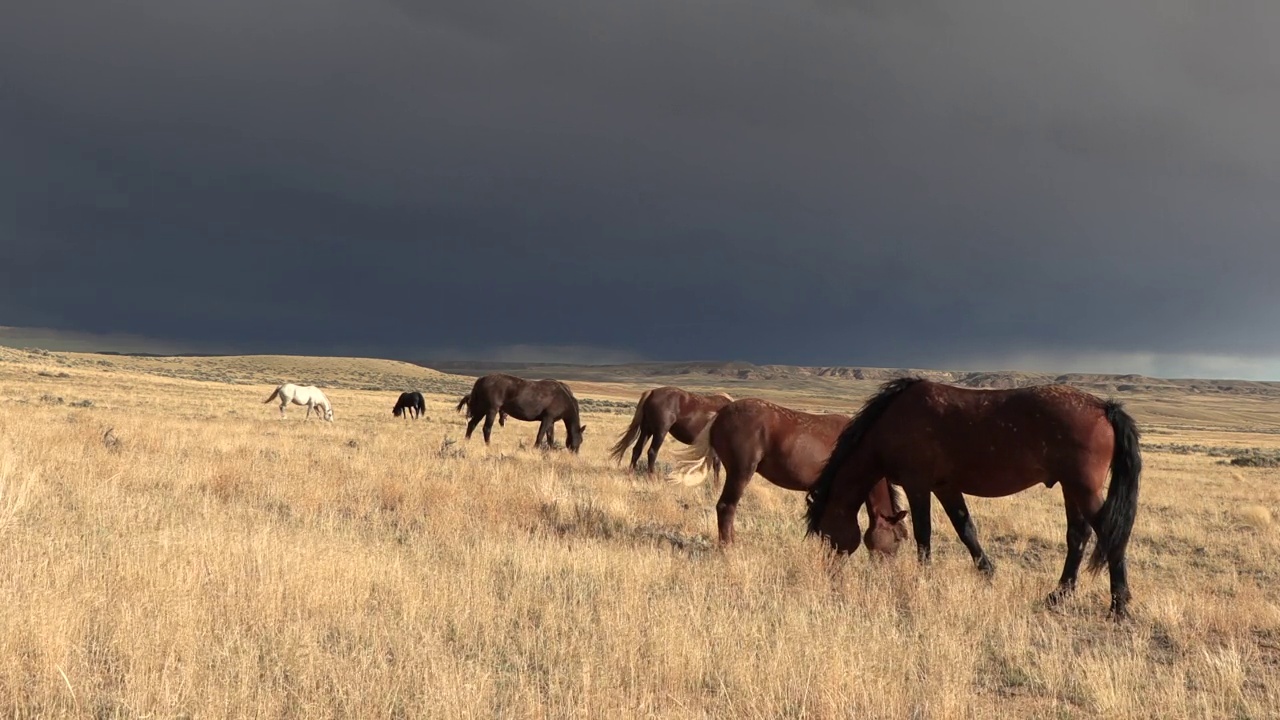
[
  {"xmin": 977, "ymin": 557, "xmax": 996, "ymax": 576},
  {"xmin": 1045, "ymin": 586, "xmax": 1073, "ymax": 608},
  {"xmin": 1109, "ymin": 600, "xmax": 1132, "ymax": 621}
]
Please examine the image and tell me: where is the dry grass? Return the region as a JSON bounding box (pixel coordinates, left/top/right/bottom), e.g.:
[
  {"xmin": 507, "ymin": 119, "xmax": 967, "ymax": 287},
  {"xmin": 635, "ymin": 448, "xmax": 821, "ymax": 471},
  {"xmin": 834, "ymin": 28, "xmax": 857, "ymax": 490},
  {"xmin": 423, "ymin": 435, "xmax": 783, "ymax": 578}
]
[{"xmin": 0, "ymin": 348, "xmax": 1278, "ymax": 717}]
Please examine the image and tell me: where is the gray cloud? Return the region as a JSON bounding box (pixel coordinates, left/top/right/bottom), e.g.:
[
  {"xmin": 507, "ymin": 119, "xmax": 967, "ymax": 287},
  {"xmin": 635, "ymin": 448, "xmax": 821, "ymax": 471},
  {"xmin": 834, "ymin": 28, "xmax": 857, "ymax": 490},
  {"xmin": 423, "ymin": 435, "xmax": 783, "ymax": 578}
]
[{"xmin": 4, "ymin": 1, "xmax": 1280, "ymax": 376}]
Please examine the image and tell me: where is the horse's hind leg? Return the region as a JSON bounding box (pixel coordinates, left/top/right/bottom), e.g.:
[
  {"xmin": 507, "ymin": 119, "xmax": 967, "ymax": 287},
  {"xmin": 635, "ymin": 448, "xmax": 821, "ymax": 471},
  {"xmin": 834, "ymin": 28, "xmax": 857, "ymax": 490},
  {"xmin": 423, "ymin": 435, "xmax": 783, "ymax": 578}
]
[
  {"xmin": 1048, "ymin": 495, "xmax": 1094, "ymax": 607},
  {"xmin": 1078, "ymin": 488, "xmax": 1132, "ymax": 617},
  {"xmin": 465, "ymin": 413, "xmax": 482, "ymax": 440},
  {"xmin": 482, "ymin": 410, "xmax": 499, "ymax": 444},
  {"xmin": 646, "ymin": 432, "xmax": 667, "ymax": 475},
  {"xmin": 629, "ymin": 430, "xmax": 651, "ymax": 471},
  {"xmin": 936, "ymin": 489, "xmax": 995, "ymax": 575}
]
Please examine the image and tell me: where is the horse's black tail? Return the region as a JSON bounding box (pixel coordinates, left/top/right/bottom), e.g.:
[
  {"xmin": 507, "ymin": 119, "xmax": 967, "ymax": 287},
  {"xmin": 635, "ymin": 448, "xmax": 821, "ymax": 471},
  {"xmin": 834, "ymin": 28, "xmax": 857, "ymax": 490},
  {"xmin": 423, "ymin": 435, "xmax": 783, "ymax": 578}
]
[
  {"xmin": 608, "ymin": 389, "xmax": 653, "ymax": 464},
  {"xmin": 456, "ymin": 394, "xmax": 470, "ymax": 415},
  {"xmin": 805, "ymin": 377, "xmax": 923, "ymax": 535},
  {"xmin": 1088, "ymin": 401, "xmax": 1142, "ymax": 574}
]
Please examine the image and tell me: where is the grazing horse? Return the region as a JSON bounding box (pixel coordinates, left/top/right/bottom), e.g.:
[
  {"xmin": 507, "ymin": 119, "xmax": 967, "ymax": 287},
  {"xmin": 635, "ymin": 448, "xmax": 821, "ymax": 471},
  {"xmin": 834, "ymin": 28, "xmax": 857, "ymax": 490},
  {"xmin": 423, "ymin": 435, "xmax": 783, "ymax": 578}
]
[
  {"xmin": 669, "ymin": 398, "xmax": 908, "ymax": 546},
  {"xmin": 804, "ymin": 378, "xmax": 1142, "ymax": 617},
  {"xmin": 392, "ymin": 391, "xmax": 426, "ymax": 419},
  {"xmin": 608, "ymin": 386, "xmax": 734, "ymax": 477},
  {"xmin": 456, "ymin": 373, "xmax": 586, "ymax": 452},
  {"xmin": 264, "ymin": 383, "xmax": 333, "ymax": 421}
]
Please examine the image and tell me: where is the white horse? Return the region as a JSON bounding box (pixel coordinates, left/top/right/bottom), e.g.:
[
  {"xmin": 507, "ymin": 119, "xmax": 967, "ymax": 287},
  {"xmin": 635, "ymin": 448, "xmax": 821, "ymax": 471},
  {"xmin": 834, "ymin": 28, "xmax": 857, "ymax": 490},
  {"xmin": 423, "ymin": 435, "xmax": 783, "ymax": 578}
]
[{"xmin": 264, "ymin": 383, "xmax": 333, "ymax": 421}]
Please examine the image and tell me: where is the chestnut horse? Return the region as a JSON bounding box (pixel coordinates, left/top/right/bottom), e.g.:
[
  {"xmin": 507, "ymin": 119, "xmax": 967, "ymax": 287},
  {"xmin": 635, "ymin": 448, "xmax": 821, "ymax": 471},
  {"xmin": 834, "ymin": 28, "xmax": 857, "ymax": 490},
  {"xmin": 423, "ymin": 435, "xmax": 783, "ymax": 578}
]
[
  {"xmin": 805, "ymin": 378, "xmax": 1142, "ymax": 617},
  {"xmin": 608, "ymin": 386, "xmax": 734, "ymax": 477},
  {"xmin": 456, "ymin": 373, "xmax": 586, "ymax": 452},
  {"xmin": 669, "ymin": 398, "xmax": 908, "ymax": 546}
]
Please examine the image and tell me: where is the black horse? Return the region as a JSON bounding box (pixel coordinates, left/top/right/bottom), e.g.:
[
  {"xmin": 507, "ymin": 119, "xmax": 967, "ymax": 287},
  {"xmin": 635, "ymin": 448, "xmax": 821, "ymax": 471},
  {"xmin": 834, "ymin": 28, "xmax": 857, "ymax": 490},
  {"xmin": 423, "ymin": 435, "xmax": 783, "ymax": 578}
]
[
  {"xmin": 392, "ymin": 391, "xmax": 426, "ymax": 419},
  {"xmin": 456, "ymin": 373, "xmax": 586, "ymax": 452}
]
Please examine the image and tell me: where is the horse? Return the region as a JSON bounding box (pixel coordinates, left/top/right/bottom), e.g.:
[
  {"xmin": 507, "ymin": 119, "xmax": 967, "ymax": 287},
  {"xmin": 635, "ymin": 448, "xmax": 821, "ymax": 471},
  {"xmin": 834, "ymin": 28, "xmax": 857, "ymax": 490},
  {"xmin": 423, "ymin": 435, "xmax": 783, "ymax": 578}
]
[
  {"xmin": 668, "ymin": 397, "xmax": 908, "ymax": 546},
  {"xmin": 392, "ymin": 391, "xmax": 426, "ymax": 419},
  {"xmin": 804, "ymin": 377, "xmax": 1142, "ymax": 618},
  {"xmin": 608, "ymin": 387, "xmax": 735, "ymax": 478},
  {"xmin": 264, "ymin": 383, "xmax": 333, "ymax": 422},
  {"xmin": 456, "ymin": 373, "xmax": 586, "ymax": 452}
]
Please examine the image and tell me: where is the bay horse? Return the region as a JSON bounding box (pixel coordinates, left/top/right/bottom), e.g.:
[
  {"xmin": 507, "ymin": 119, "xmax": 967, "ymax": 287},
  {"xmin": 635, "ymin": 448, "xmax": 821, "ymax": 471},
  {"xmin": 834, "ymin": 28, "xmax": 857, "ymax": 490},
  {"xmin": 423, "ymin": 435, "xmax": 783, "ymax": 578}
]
[
  {"xmin": 456, "ymin": 373, "xmax": 586, "ymax": 452},
  {"xmin": 669, "ymin": 398, "xmax": 908, "ymax": 547},
  {"xmin": 392, "ymin": 391, "xmax": 426, "ymax": 419},
  {"xmin": 608, "ymin": 386, "xmax": 734, "ymax": 477},
  {"xmin": 804, "ymin": 377, "xmax": 1142, "ymax": 617},
  {"xmin": 264, "ymin": 383, "xmax": 333, "ymax": 421}
]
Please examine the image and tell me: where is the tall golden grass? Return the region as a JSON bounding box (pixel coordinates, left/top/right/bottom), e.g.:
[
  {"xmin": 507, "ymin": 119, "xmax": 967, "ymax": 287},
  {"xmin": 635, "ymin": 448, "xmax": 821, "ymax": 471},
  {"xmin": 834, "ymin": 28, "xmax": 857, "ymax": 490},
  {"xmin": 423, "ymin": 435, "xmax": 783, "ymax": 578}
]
[{"xmin": 0, "ymin": 348, "xmax": 1277, "ymax": 717}]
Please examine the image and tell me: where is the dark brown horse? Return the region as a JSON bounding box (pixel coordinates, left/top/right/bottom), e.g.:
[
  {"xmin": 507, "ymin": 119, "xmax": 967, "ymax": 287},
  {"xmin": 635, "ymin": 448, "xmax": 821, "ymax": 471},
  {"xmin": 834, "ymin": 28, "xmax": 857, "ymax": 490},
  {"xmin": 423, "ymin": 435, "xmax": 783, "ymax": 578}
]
[
  {"xmin": 669, "ymin": 398, "xmax": 908, "ymax": 546},
  {"xmin": 804, "ymin": 378, "xmax": 1142, "ymax": 617},
  {"xmin": 456, "ymin": 373, "xmax": 587, "ymax": 452},
  {"xmin": 608, "ymin": 386, "xmax": 735, "ymax": 477}
]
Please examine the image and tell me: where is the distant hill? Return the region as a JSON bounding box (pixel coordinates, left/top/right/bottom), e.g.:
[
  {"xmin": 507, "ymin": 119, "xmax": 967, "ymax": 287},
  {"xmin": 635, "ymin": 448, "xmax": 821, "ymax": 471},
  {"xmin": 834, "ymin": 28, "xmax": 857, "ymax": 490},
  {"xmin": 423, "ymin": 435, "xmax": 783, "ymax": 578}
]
[
  {"xmin": 423, "ymin": 359, "xmax": 1280, "ymax": 398},
  {"xmin": 4, "ymin": 325, "xmax": 1279, "ymax": 399}
]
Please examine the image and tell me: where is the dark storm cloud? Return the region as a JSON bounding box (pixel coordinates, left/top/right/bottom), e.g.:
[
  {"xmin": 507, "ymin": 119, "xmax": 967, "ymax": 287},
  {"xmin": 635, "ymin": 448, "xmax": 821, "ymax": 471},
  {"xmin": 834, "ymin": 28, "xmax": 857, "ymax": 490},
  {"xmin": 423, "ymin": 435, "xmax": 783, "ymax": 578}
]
[{"xmin": 4, "ymin": 1, "xmax": 1280, "ymax": 375}]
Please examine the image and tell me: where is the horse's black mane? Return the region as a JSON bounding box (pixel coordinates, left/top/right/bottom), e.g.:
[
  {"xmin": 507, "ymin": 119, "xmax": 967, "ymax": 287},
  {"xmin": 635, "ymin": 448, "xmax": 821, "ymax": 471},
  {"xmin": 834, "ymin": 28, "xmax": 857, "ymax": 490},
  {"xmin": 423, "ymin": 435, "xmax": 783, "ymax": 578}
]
[{"xmin": 804, "ymin": 376, "xmax": 924, "ymax": 535}]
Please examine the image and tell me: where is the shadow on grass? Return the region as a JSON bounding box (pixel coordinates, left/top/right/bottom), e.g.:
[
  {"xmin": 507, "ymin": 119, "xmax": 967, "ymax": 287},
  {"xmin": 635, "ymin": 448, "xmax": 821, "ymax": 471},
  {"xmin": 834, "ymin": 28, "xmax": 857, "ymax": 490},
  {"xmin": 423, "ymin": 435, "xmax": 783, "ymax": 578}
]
[{"xmin": 537, "ymin": 499, "xmax": 713, "ymax": 555}]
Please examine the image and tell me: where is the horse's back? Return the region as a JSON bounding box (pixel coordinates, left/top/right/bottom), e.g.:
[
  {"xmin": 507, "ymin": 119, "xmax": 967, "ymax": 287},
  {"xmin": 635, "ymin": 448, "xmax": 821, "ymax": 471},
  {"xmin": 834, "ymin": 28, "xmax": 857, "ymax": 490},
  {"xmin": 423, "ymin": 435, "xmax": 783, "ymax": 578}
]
[
  {"xmin": 711, "ymin": 398, "xmax": 848, "ymax": 489},
  {"xmin": 877, "ymin": 381, "xmax": 1113, "ymax": 491},
  {"xmin": 301, "ymin": 385, "xmax": 330, "ymax": 404},
  {"xmin": 709, "ymin": 399, "xmax": 833, "ymax": 453}
]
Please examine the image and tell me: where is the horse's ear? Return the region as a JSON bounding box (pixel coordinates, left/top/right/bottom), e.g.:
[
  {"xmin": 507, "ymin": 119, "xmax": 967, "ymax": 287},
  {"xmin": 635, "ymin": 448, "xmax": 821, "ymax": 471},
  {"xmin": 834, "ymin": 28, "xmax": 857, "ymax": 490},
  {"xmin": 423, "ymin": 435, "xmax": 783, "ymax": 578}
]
[
  {"xmin": 889, "ymin": 510, "xmax": 908, "ymax": 524},
  {"xmin": 579, "ymin": 425, "xmax": 587, "ymax": 434}
]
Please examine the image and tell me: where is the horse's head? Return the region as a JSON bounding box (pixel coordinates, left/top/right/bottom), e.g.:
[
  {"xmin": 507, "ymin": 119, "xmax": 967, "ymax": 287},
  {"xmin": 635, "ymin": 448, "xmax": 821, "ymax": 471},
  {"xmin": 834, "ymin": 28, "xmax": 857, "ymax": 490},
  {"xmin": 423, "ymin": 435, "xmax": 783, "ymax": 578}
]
[
  {"xmin": 324, "ymin": 406, "xmax": 334, "ymax": 421},
  {"xmin": 863, "ymin": 509, "xmax": 909, "ymax": 557},
  {"xmin": 392, "ymin": 405, "xmax": 402, "ymax": 417},
  {"xmin": 814, "ymin": 512, "xmax": 862, "ymax": 555},
  {"xmin": 811, "ymin": 498, "xmax": 906, "ymax": 557},
  {"xmin": 567, "ymin": 424, "xmax": 587, "ymax": 453}
]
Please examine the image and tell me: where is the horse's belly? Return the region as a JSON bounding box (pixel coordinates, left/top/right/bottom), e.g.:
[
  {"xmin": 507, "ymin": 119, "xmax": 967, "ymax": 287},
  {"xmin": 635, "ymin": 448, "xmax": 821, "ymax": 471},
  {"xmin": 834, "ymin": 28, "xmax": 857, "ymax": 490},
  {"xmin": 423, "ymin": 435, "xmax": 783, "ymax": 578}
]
[
  {"xmin": 756, "ymin": 456, "xmax": 821, "ymax": 492},
  {"xmin": 502, "ymin": 405, "xmax": 540, "ymax": 422}
]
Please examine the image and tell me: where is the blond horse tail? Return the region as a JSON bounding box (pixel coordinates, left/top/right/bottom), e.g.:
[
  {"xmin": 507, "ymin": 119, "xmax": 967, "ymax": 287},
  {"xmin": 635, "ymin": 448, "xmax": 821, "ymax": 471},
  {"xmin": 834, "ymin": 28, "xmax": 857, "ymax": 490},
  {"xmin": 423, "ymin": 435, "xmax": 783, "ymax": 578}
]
[
  {"xmin": 608, "ymin": 389, "xmax": 654, "ymax": 464},
  {"xmin": 264, "ymin": 386, "xmax": 281, "ymax": 404},
  {"xmin": 665, "ymin": 421, "xmax": 717, "ymax": 486}
]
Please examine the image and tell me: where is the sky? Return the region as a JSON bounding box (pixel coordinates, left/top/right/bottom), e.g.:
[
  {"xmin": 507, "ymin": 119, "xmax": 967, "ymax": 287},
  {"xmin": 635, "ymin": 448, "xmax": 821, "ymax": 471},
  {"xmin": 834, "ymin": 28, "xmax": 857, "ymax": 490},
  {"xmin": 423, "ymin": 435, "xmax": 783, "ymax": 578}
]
[{"xmin": 4, "ymin": 1, "xmax": 1280, "ymax": 378}]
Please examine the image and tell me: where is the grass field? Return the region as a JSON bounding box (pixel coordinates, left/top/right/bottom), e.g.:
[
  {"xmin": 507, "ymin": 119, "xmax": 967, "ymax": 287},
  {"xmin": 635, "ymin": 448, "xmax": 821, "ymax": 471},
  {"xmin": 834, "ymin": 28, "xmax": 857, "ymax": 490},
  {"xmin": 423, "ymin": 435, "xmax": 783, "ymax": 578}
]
[{"xmin": 0, "ymin": 346, "xmax": 1278, "ymax": 718}]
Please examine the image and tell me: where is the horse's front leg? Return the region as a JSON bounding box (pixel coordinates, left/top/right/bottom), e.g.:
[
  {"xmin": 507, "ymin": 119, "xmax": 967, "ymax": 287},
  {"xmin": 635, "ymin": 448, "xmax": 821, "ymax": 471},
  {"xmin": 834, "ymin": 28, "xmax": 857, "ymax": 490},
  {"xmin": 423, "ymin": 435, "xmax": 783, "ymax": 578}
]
[
  {"xmin": 936, "ymin": 488, "xmax": 995, "ymax": 576},
  {"xmin": 535, "ymin": 417, "xmax": 554, "ymax": 449},
  {"xmin": 906, "ymin": 488, "xmax": 933, "ymax": 563},
  {"xmin": 716, "ymin": 462, "xmax": 756, "ymax": 545}
]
